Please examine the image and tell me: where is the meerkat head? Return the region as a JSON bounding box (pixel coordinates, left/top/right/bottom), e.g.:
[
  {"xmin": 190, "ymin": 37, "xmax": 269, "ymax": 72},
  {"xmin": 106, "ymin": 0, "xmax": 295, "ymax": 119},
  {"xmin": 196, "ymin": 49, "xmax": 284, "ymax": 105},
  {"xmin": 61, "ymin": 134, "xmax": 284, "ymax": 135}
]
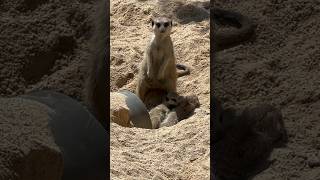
[
  {"xmin": 151, "ymin": 16, "xmax": 173, "ymax": 37},
  {"xmin": 164, "ymin": 92, "xmax": 179, "ymax": 109}
]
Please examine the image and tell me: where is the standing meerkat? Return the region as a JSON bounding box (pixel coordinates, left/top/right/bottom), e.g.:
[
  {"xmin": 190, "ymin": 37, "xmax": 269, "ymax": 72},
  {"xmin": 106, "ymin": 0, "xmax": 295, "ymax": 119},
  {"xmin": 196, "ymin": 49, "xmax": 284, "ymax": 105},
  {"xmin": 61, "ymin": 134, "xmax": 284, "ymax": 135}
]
[
  {"xmin": 149, "ymin": 92, "xmax": 179, "ymax": 129},
  {"xmin": 84, "ymin": 0, "xmax": 108, "ymax": 129},
  {"xmin": 136, "ymin": 16, "xmax": 178, "ymax": 103}
]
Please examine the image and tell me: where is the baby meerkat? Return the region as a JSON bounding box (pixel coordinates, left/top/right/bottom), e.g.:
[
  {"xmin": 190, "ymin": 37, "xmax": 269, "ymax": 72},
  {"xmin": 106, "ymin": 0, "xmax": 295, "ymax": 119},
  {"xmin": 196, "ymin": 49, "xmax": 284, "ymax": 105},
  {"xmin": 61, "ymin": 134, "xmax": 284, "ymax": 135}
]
[
  {"xmin": 159, "ymin": 110, "xmax": 178, "ymax": 128},
  {"xmin": 136, "ymin": 16, "xmax": 178, "ymax": 103},
  {"xmin": 149, "ymin": 92, "xmax": 180, "ymax": 129}
]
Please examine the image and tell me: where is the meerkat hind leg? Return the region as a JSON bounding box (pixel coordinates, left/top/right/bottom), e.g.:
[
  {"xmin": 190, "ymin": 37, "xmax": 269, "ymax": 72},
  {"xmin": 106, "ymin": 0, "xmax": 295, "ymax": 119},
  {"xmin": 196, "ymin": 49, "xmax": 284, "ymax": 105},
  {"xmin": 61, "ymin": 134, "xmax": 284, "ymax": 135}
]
[{"xmin": 136, "ymin": 79, "xmax": 150, "ymax": 102}]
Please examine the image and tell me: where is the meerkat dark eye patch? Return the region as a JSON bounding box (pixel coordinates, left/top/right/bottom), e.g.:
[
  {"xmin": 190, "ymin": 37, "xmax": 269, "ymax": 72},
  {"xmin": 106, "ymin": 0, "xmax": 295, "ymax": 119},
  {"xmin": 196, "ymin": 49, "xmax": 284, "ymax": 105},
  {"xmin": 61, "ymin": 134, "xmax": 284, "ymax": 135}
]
[
  {"xmin": 156, "ymin": 23, "xmax": 161, "ymax": 28},
  {"xmin": 151, "ymin": 20, "xmax": 154, "ymax": 27},
  {"xmin": 164, "ymin": 22, "xmax": 169, "ymax": 27},
  {"xmin": 166, "ymin": 97, "xmax": 169, "ymax": 101}
]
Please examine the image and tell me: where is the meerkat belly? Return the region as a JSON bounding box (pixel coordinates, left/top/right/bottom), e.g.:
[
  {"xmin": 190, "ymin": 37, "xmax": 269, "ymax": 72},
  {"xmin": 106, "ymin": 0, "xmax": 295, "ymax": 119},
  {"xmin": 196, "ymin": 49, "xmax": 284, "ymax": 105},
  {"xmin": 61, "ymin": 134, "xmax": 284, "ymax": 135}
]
[
  {"xmin": 151, "ymin": 49, "xmax": 175, "ymax": 77},
  {"xmin": 151, "ymin": 49, "xmax": 165, "ymax": 72}
]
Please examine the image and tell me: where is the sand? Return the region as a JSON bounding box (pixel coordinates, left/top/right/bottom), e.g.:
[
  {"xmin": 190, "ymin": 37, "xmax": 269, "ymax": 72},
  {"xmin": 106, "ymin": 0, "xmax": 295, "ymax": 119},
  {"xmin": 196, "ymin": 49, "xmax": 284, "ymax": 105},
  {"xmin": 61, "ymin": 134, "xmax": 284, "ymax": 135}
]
[
  {"xmin": 214, "ymin": 0, "xmax": 320, "ymax": 179},
  {"xmin": 110, "ymin": 0, "xmax": 210, "ymax": 179},
  {"xmin": 1, "ymin": 0, "xmax": 319, "ymax": 179},
  {"xmin": 0, "ymin": 0, "xmax": 94, "ymax": 179},
  {"xmin": 0, "ymin": 0, "xmax": 93, "ymax": 100}
]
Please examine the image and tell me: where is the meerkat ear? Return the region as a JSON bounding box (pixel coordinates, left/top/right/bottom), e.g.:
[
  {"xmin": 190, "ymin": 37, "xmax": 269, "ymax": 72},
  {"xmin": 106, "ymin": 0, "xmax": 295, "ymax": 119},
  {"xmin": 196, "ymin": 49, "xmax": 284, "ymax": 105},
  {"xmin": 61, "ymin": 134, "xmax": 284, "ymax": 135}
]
[
  {"xmin": 151, "ymin": 19, "xmax": 154, "ymax": 27},
  {"xmin": 170, "ymin": 21, "xmax": 173, "ymax": 26}
]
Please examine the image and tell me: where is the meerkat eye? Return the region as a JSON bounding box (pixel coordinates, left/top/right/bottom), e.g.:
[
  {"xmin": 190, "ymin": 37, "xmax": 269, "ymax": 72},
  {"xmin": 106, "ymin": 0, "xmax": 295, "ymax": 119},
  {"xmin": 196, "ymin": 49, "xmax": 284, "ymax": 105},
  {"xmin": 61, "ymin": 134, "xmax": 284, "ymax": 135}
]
[
  {"xmin": 172, "ymin": 98, "xmax": 177, "ymax": 102},
  {"xmin": 166, "ymin": 97, "xmax": 169, "ymax": 101},
  {"xmin": 156, "ymin": 23, "xmax": 161, "ymax": 28},
  {"xmin": 164, "ymin": 22, "xmax": 169, "ymax": 27}
]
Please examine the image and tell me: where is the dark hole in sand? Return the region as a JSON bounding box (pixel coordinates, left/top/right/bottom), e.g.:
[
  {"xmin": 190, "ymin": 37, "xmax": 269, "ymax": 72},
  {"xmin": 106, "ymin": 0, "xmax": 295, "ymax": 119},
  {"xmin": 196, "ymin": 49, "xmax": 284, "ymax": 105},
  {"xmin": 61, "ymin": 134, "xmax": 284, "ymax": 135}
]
[{"xmin": 22, "ymin": 51, "xmax": 56, "ymax": 83}]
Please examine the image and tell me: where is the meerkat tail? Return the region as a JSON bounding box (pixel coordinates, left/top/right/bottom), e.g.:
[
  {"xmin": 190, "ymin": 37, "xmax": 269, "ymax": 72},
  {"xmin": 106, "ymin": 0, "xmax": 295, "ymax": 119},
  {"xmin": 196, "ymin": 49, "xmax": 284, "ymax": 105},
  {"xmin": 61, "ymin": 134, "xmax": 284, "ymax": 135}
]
[
  {"xmin": 178, "ymin": 1, "xmax": 255, "ymax": 51},
  {"xmin": 176, "ymin": 64, "xmax": 190, "ymax": 77},
  {"xmin": 212, "ymin": 7, "xmax": 255, "ymax": 51}
]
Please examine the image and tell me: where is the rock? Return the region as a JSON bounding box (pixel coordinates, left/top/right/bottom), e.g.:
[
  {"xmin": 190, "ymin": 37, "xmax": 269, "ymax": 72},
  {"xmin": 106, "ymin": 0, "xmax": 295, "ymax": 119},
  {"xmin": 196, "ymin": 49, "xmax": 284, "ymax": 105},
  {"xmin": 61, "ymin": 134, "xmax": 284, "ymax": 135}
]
[
  {"xmin": 110, "ymin": 92, "xmax": 133, "ymax": 127},
  {"xmin": 0, "ymin": 97, "xmax": 63, "ymax": 180}
]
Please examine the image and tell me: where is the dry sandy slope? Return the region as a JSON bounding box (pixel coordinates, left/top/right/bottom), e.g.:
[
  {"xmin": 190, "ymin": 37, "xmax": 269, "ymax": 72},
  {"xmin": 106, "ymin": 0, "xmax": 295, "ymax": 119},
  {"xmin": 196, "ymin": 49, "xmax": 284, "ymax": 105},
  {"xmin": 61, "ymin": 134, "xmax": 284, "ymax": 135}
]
[
  {"xmin": 214, "ymin": 0, "xmax": 320, "ymax": 179},
  {"xmin": 110, "ymin": 0, "xmax": 210, "ymax": 179}
]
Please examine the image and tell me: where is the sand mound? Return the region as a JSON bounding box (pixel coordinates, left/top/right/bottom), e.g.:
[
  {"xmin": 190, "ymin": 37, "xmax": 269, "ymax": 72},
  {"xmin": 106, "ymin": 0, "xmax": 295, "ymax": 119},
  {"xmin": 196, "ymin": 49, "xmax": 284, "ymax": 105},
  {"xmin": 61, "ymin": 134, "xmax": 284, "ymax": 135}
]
[{"xmin": 110, "ymin": 0, "xmax": 210, "ymax": 179}]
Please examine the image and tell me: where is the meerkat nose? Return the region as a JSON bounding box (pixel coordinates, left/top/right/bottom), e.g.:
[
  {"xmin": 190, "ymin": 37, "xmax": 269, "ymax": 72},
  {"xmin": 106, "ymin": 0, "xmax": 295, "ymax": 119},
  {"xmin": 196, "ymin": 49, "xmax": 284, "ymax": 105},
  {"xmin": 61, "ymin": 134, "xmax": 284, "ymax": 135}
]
[{"xmin": 159, "ymin": 27, "xmax": 165, "ymax": 33}]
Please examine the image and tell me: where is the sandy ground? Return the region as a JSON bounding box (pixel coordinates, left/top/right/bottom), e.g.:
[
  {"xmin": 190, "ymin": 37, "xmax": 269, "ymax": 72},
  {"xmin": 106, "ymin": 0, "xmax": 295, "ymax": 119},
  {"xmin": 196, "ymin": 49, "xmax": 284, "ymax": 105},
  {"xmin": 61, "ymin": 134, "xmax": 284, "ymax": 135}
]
[
  {"xmin": 110, "ymin": 0, "xmax": 210, "ymax": 179},
  {"xmin": 214, "ymin": 0, "xmax": 320, "ymax": 179},
  {"xmin": 0, "ymin": 0, "xmax": 93, "ymax": 100},
  {"xmin": 1, "ymin": 0, "xmax": 210, "ymax": 179}
]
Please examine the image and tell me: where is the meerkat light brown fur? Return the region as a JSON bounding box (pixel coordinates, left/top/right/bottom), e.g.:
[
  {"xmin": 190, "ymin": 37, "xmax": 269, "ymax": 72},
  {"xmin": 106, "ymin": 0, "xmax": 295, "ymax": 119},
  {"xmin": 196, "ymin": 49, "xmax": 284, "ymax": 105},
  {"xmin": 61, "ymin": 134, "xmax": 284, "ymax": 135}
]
[
  {"xmin": 149, "ymin": 92, "xmax": 179, "ymax": 129},
  {"xmin": 136, "ymin": 16, "xmax": 177, "ymax": 103}
]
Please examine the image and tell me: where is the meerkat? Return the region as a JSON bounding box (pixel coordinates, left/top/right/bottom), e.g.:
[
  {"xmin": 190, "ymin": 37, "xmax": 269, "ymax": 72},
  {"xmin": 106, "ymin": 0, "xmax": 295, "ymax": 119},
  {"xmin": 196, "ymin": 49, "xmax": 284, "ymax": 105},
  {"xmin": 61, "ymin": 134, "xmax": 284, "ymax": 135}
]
[
  {"xmin": 149, "ymin": 92, "xmax": 179, "ymax": 129},
  {"xmin": 149, "ymin": 103, "xmax": 170, "ymax": 129},
  {"xmin": 84, "ymin": 0, "xmax": 108, "ymax": 129},
  {"xmin": 159, "ymin": 110, "xmax": 178, "ymax": 128},
  {"xmin": 214, "ymin": 104, "xmax": 287, "ymax": 179},
  {"xmin": 136, "ymin": 16, "xmax": 178, "ymax": 103},
  {"xmin": 174, "ymin": 94, "xmax": 200, "ymax": 120}
]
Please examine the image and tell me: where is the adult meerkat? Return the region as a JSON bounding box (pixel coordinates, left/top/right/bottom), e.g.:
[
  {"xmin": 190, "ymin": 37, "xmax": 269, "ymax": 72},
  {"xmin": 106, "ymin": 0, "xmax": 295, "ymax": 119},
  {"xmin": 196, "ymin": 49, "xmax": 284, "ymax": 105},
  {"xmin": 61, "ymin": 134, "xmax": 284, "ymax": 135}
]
[
  {"xmin": 149, "ymin": 92, "xmax": 179, "ymax": 129},
  {"xmin": 136, "ymin": 16, "xmax": 188, "ymax": 103},
  {"xmin": 84, "ymin": 0, "xmax": 108, "ymax": 129}
]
